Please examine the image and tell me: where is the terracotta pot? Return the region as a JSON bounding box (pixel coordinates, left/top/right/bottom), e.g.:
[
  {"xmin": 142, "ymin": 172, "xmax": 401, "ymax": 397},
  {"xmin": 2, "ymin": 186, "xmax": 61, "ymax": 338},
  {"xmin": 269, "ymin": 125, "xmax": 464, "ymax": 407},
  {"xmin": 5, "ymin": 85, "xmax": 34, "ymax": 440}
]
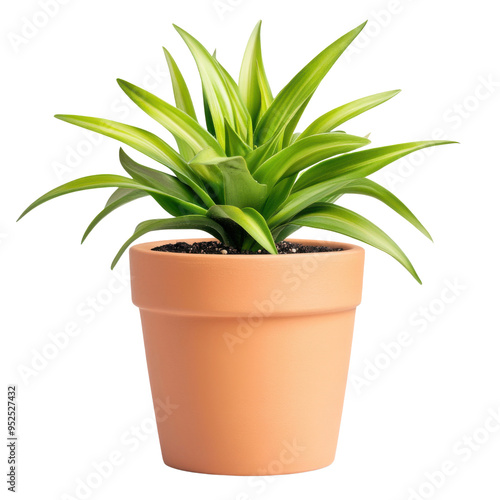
[{"xmin": 130, "ymin": 238, "xmax": 364, "ymax": 475}]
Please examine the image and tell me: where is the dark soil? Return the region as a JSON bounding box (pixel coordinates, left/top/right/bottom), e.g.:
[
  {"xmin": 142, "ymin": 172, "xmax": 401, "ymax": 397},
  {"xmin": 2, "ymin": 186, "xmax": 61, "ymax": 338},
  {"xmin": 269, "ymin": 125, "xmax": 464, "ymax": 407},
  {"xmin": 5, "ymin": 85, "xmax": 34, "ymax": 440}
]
[{"xmin": 152, "ymin": 240, "xmax": 343, "ymax": 255}]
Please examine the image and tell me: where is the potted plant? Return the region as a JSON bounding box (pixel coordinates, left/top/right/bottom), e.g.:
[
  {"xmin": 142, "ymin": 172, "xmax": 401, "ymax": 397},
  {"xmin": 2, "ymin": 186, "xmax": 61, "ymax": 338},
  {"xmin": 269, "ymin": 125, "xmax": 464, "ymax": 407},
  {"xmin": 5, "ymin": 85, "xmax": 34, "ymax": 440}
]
[{"xmin": 19, "ymin": 21, "xmax": 455, "ymax": 475}]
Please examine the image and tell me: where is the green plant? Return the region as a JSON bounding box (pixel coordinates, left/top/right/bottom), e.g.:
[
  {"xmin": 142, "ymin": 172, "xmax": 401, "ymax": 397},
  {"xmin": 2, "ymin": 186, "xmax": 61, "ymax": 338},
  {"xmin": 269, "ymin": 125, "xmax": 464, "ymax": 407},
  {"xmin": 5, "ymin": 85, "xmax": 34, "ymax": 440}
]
[{"xmin": 19, "ymin": 21, "xmax": 455, "ymax": 282}]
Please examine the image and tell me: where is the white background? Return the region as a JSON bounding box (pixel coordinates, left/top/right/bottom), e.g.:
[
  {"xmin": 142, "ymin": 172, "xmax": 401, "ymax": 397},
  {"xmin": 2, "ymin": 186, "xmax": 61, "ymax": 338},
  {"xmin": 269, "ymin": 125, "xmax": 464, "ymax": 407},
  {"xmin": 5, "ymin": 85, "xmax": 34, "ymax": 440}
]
[{"xmin": 2, "ymin": 0, "xmax": 500, "ymax": 498}]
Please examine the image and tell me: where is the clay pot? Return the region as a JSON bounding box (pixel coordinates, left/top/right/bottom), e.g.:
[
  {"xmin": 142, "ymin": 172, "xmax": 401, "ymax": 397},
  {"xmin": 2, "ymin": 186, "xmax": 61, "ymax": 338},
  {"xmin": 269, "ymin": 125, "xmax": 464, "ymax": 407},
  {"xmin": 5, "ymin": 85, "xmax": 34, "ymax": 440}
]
[{"xmin": 130, "ymin": 238, "xmax": 364, "ymax": 475}]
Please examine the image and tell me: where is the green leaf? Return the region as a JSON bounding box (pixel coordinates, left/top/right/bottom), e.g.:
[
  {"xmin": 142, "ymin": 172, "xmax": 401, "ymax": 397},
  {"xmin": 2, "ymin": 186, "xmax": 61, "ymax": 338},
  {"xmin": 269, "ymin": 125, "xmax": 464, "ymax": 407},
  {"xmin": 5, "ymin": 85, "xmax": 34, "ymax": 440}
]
[
  {"xmin": 325, "ymin": 178, "xmax": 432, "ymax": 240},
  {"xmin": 239, "ymin": 21, "xmax": 273, "ymax": 128},
  {"xmin": 269, "ymin": 178, "xmax": 352, "ymax": 227},
  {"xmin": 106, "ymin": 186, "xmax": 140, "ymax": 207},
  {"xmin": 203, "ymin": 86, "xmax": 216, "ymax": 136},
  {"xmin": 281, "ymin": 94, "xmax": 312, "ymax": 148},
  {"xmin": 163, "ymin": 48, "xmax": 198, "ymax": 159},
  {"xmin": 117, "ymin": 79, "xmax": 224, "ymax": 156},
  {"xmin": 254, "ymin": 21, "xmax": 367, "ymax": 145},
  {"xmin": 18, "ymin": 174, "xmax": 206, "ymax": 221},
  {"xmin": 224, "ymin": 119, "xmax": 252, "ymax": 157},
  {"xmin": 174, "ymin": 25, "xmax": 251, "ymax": 147},
  {"xmin": 270, "ymin": 178, "xmax": 432, "ymax": 241},
  {"xmin": 289, "ymin": 203, "xmax": 421, "ymax": 283},
  {"xmin": 163, "ymin": 48, "xmax": 197, "ymax": 120},
  {"xmin": 111, "ymin": 216, "xmax": 230, "ymax": 269},
  {"xmin": 54, "ymin": 114, "xmax": 215, "ymax": 207},
  {"xmin": 119, "ymin": 149, "xmax": 205, "ymax": 215},
  {"xmin": 299, "ymin": 89, "xmax": 401, "ymax": 139},
  {"xmin": 82, "ymin": 188, "xmax": 147, "ymax": 243},
  {"xmin": 216, "ymin": 56, "xmax": 254, "ymax": 146},
  {"xmin": 192, "ymin": 154, "xmax": 267, "ymax": 209},
  {"xmin": 261, "ymin": 175, "xmax": 298, "ymax": 219},
  {"xmin": 272, "ymin": 224, "xmax": 300, "ymax": 242},
  {"xmin": 253, "ymin": 133, "xmax": 370, "ymax": 187},
  {"xmin": 207, "ymin": 205, "xmax": 277, "ymax": 254},
  {"xmin": 118, "ymin": 149, "xmax": 201, "ymax": 204},
  {"xmin": 293, "ymin": 140, "xmax": 457, "ymax": 191},
  {"xmin": 244, "ymin": 130, "xmax": 282, "ymax": 173},
  {"xmin": 188, "ymin": 148, "xmax": 224, "ymax": 200}
]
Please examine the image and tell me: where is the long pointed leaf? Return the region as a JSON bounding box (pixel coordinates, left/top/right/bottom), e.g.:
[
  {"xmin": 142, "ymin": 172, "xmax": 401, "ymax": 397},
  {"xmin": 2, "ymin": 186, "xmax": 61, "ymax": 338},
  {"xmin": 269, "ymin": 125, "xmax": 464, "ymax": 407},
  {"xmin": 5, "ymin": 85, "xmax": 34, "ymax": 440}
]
[
  {"xmin": 163, "ymin": 48, "xmax": 197, "ymax": 120},
  {"xmin": 299, "ymin": 90, "xmax": 401, "ymax": 139},
  {"xmin": 118, "ymin": 149, "xmax": 201, "ymax": 204},
  {"xmin": 269, "ymin": 179, "xmax": 352, "ymax": 227},
  {"xmin": 254, "ymin": 22, "xmax": 367, "ymax": 145},
  {"xmin": 325, "ymin": 178, "xmax": 432, "ymax": 240},
  {"xmin": 119, "ymin": 149, "xmax": 205, "ymax": 215},
  {"xmin": 270, "ymin": 178, "xmax": 432, "ymax": 241},
  {"xmin": 254, "ymin": 133, "xmax": 370, "ymax": 187},
  {"xmin": 117, "ymin": 79, "xmax": 224, "ymax": 156},
  {"xmin": 174, "ymin": 25, "xmax": 251, "ymax": 147},
  {"xmin": 82, "ymin": 188, "xmax": 147, "ymax": 243},
  {"xmin": 239, "ymin": 21, "xmax": 273, "ymax": 128},
  {"xmin": 163, "ymin": 48, "xmax": 198, "ymax": 159},
  {"xmin": 293, "ymin": 141, "xmax": 457, "ymax": 191},
  {"xmin": 111, "ymin": 216, "xmax": 230, "ymax": 269},
  {"xmin": 215, "ymin": 56, "xmax": 254, "ymax": 145},
  {"xmin": 54, "ymin": 114, "xmax": 215, "ymax": 207},
  {"xmin": 289, "ymin": 203, "xmax": 421, "ymax": 282},
  {"xmin": 18, "ymin": 174, "xmax": 206, "ymax": 220},
  {"xmin": 281, "ymin": 94, "xmax": 313, "ymax": 148}
]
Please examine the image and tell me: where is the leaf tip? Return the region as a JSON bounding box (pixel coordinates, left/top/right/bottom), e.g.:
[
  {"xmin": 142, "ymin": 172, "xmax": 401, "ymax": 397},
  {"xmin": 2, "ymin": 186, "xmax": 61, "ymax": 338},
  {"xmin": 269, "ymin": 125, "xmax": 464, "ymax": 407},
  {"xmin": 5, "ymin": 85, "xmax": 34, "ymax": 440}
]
[
  {"xmin": 409, "ymin": 263, "xmax": 422, "ymax": 284},
  {"xmin": 110, "ymin": 251, "xmax": 122, "ymax": 270},
  {"xmin": 17, "ymin": 204, "xmax": 34, "ymax": 221},
  {"xmin": 118, "ymin": 147, "xmax": 130, "ymax": 165},
  {"xmin": 173, "ymin": 24, "xmax": 188, "ymax": 37},
  {"xmin": 54, "ymin": 114, "xmax": 80, "ymax": 125},
  {"xmin": 116, "ymin": 78, "xmax": 131, "ymax": 92},
  {"xmin": 162, "ymin": 46, "xmax": 172, "ymax": 58},
  {"xmin": 352, "ymin": 20, "xmax": 368, "ymax": 34},
  {"xmin": 347, "ymin": 20, "xmax": 368, "ymax": 40}
]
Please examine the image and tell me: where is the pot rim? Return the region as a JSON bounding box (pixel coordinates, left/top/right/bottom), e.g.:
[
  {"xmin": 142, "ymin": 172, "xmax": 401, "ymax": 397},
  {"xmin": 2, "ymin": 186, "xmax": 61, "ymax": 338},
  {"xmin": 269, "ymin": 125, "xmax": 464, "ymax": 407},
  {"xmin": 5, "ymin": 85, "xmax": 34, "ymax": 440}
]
[
  {"xmin": 130, "ymin": 238, "xmax": 365, "ymax": 316},
  {"xmin": 130, "ymin": 237, "xmax": 364, "ymax": 260}
]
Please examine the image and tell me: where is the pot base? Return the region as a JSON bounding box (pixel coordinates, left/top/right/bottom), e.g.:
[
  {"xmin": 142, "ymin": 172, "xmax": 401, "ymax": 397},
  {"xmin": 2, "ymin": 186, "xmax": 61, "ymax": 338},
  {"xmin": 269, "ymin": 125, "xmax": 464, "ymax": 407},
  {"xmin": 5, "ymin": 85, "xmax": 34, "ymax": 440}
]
[{"xmin": 162, "ymin": 456, "xmax": 336, "ymax": 476}]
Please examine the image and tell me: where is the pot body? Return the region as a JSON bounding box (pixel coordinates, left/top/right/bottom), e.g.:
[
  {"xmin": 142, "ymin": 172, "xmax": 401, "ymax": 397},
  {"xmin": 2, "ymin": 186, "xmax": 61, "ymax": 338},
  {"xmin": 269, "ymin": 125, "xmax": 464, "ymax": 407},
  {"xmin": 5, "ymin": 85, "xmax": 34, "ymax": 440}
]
[{"xmin": 130, "ymin": 238, "xmax": 364, "ymax": 475}]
